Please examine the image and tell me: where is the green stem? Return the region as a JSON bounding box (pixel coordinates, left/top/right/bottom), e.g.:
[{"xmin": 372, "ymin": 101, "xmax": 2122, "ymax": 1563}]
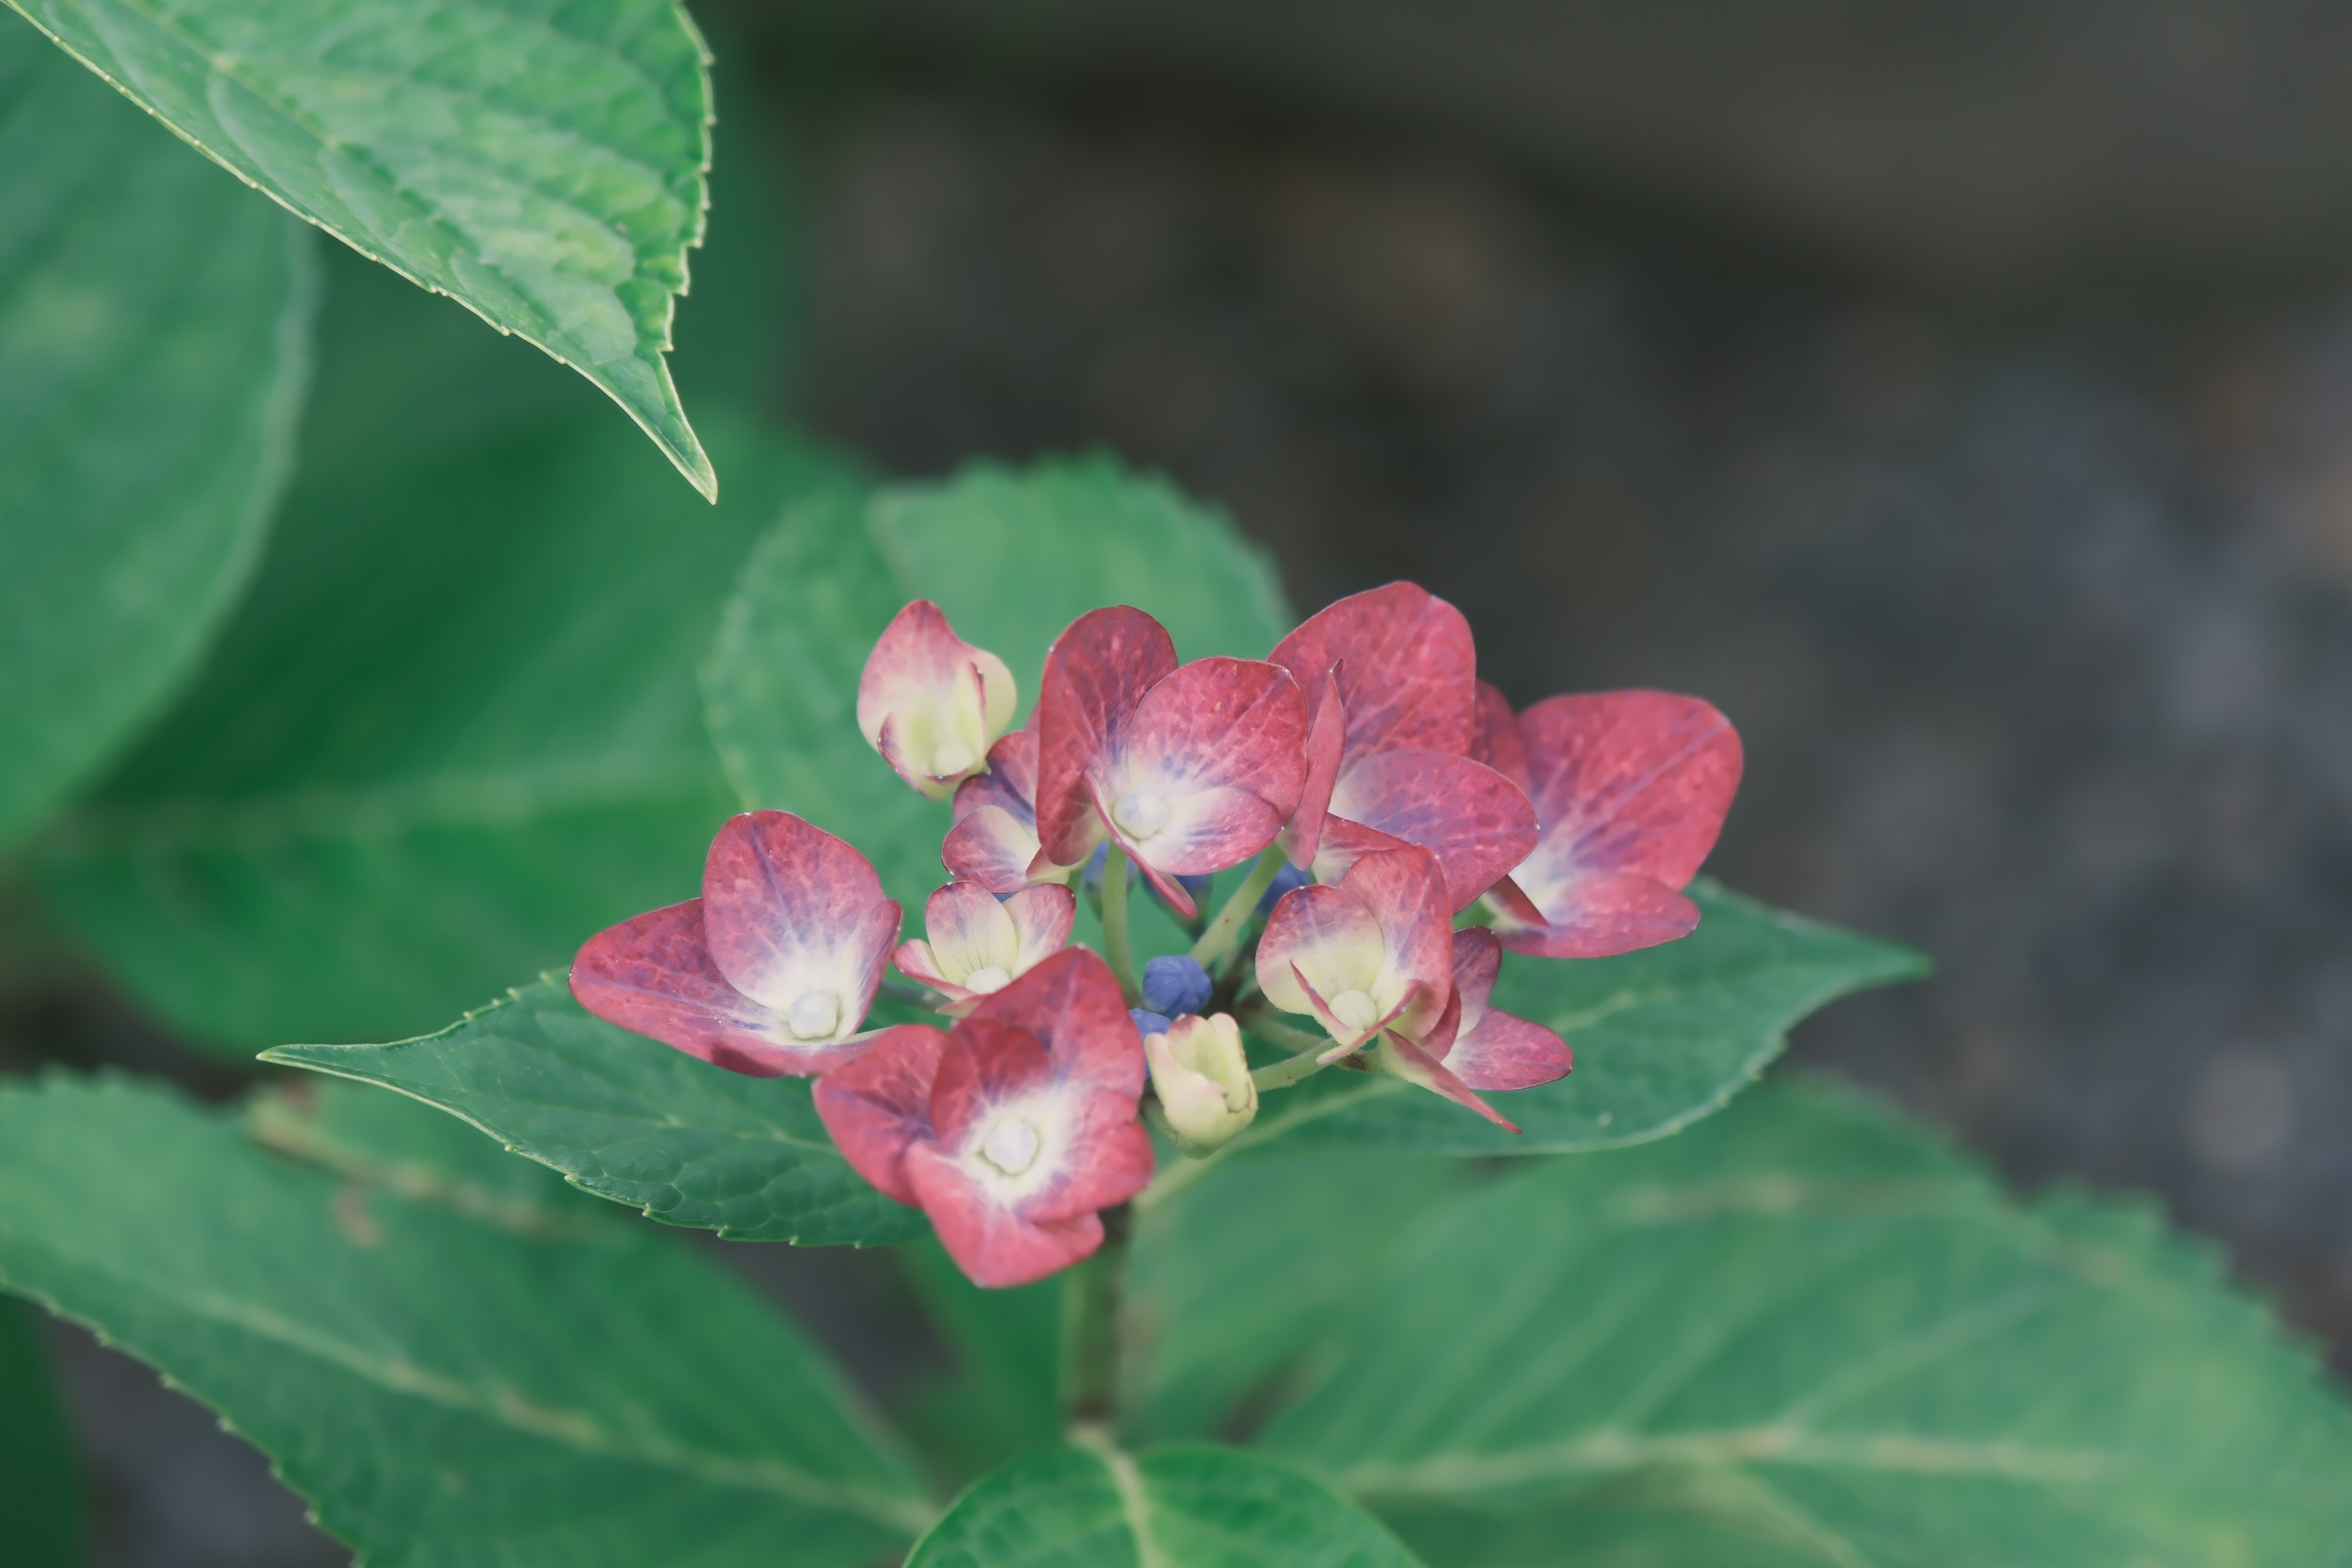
[
  {"xmin": 1250, "ymin": 1041, "xmax": 1335, "ymax": 1091},
  {"xmin": 1190, "ymin": 851, "xmax": 1286, "ymax": 969},
  {"xmin": 1240, "ymin": 1005, "xmax": 1330, "ymax": 1057},
  {"xmin": 1060, "ymin": 1203, "xmax": 1131, "ymax": 1429},
  {"xmin": 1101, "ymin": 844, "xmax": 1140, "ymax": 1005}
]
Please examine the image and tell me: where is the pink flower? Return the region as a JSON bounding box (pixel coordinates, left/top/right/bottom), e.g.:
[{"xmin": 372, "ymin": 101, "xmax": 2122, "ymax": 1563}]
[
  {"xmin": 813, "ymin": 950, "xmax": 1154, "ymax": 1287},
  {"xmin": 1257, "ymin": 846, "xmax": 1567, "ymax": 1131},
  {"xmin": 1034, "ymin": 606, "xmax": 1309, "ymax": 919},
  {"xmin": 1375, "ymin": 928, "xmax": 1570, "ymax": 1133},
  {"xmin": 1255, "ymin": 845, "xmax": 1456, "ymax": 1058},
  {"xmin": 1270, "ymin": 584, "xmax": 1538, "ymax": 911},
  {"xmin": 571, "ymin": 811, "xmax": 902, "ymax": 1076},
  {"xmin": 858, "ymin": 601, "xmax": 1018, "ymax": 800},
  {"xmin": 895, "ymin": 880, "xmax": 1076, "ymax": 1015},
  {"xmin": 938, "ymin": 729, "xmax": 1082, "ymax": 894},
  {"xmin": 1477, "ymin": 689, "xmax": 1742, "ymax": 958}
]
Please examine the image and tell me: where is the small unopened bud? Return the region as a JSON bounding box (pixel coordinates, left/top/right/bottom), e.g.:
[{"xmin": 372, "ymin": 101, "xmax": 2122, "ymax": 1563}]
[
  {"xmin": 1145, "ymin": 1012, "xmax": 1257, "ymax": 1151},
  {"xmin": 1141, "ymin": 954, "xmax": 1213, "ymax": 1017}
]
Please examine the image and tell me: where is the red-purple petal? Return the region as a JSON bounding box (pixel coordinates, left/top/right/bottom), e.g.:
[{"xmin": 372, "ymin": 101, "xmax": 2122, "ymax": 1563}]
[
  {"xmin": 1324, "ymin": 749, "xmax": 1539, "ymax": 911},
  {"xmin": 811, "ymin": 1023, "xmax": 949, "ymax": 1204},
  {"xmin": 1100, "ymin": 657, "xmax": 1308, "ymax": 877},
  {"xmin": 1335, "ymin": 845, "xmax": 1455, "ymax": 1025},
  {"xmin": 903, "ymin": 1144, "xmax": 1107, "ymax": 1288},
  {"xmin": 1256, "ymin": 883, "xmax": 1385, "ymax": 1020},
  {"xmin": 941, "ymin": 805, "xmax": 1046, "ymax": 894},
  {"xmin": 1270, "ymin": 583, "xmax": 1477, "ymax": 768},
  {"xmin": 1281, "ymin": 668, "xmax": 1346, "ymax": 867},
  {"xmin": 1381, "ymin": 1032, "xmax": 1520, "ymax": 1133},
  {"xmin": 967, "ymin": 948, "xmax": 1147, "ymax": 1102},
  {"xmin": 1496, "ymin": 869, "xmax": 1701, "ymax": 959},
  {"xmin": 571, "ymin": 901, "xmax": 868, "ymax": 1077},
  {"xmin": 699, "ymin": 812, "xmax": 899, "ymax": 1040},
  {"xmin": 1469, "ymin": 680, "xmax": 1531, "ymax": 793},
  {"xmin": 1446, "ymin": 1008, "xmax": 1572, "ymax": 1091},
  {"xmin": 1035, "ymin": 608, "xmax": 1179, "ymax": 865},
  {"xmin": 953, "ymin": 729, "xmax": 1041, "ymax": 827},
  {"xmin": 858, "ymin": 601, "xmax": 1018, "ymax": 799},
  {"xmin": 1515, "ymin": 690, "xmax": 1741, "ymax": 889},
  {"xmin": 929, "ymin": 1017, "xmax": 1058, "ymax": 1148}
]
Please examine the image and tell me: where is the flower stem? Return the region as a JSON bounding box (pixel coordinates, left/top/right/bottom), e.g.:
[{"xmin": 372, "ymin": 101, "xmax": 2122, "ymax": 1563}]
[
  {"xmin": 1250, "ymin": 1038, "xmax": 1336, "ymax": 1090},
  {"xmin": 1060, "ymin": 1202, "xmax": 1131, "ymax": 1430},
  {"xmin": 1240, "ymin": 1005, "xmax": 1331, "ymax": 1058},
  {"xmin": 1100, "ymin": 843, "xmax": 1141, "ymax": 1005},
  {"xmin": 1189, "ymin": 850, "xmax": 1286, "ymax": 969}
]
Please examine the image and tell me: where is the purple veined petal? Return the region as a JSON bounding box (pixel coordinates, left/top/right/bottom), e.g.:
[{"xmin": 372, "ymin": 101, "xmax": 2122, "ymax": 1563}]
[
  {"xmin": 1333, "ymin": 846, "xmax": 1455, "ymax": 1041},
  {"xmin": 1494, "ymin": 868, "xmax": 1701, "ymax": 959},
  {"xmin": 700, "ymin": 811, "xmax": 901, "ymax": 1046},
  {"xmin": 1035, "ymin": 606, "xmax": 1179, "ymax": 866},
  {"xmin": 1270, "ymin": 582, "xmax": 1478, "ymax": 769},
  {"xmin": 1281, "ymin": 666, "xmax": 1346, "ymax": 867},
  {"xmin": 859, "ymin": 600, "xmax": 1018, "ymax": 799},
  {"xmin": 903, "ymin": 1144, "xmax": 1108, "ymax": 1289},
  {"xmin": 571, "ymin": 900, "xmax": 873, "ymax": 1077},
  {"xmin": 812, "ymin": 1023, "xmax": 951, "ymax": 1204},
  {"xmin": 1469, "ymin": 680, "xmax": 1532, "ymax": 793},
  {"xmin": 1379, "ymin": 1031, "xmax": 1520, "ymax": 1133},
  {"xmin": 943, "ymin": 804, "xmax": 1052, "ymax": 894},
  {"xmin": 1324, "ymin": 748, "xmax": 1539, "ymax": 911},
  {"xmin": 1256, "ymin": 883, "xmax": 1386, "ymax": 1023}
]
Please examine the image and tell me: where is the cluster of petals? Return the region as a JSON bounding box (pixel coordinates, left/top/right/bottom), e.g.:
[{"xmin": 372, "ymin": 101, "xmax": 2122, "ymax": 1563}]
[
  {"xmin": 813, "ymin": 951, "xmax": 1153, "ymax": 1286},
  {"xmin": 571, "ymin": 579, "xmax": 1743, "ymax": 1286},
  {"xmin": 1256, "ymin": 844, "xmax": 1570, "ymax": 1131}
]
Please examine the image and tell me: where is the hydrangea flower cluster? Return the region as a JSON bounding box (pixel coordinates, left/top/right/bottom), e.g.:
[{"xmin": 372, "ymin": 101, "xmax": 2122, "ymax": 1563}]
[{"xmin": 572, "ymin": 584, "xmax": 1740, "ymax": 1286}]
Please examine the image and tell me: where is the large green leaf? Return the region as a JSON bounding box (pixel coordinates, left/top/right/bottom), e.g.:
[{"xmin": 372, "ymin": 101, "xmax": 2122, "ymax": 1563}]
[
  {"xmin": 265, "ymin": 978, "xmax": 926, "ymax": 1246},
  {"xmin": 0, "ymin": 31, "xmax": 309, "ymax": 850},
  {"xmin": 0, "ymin": 1074, "xmax": 933, "ymax": 1566},
  {"xmin": 0, "ymin": 1295, "xmax": 83, "ymax": 1568},
  {"xmin": 31, "ymin": 409, "xmax": 859, "ymax": 1054},
  {"xmin": 4, "ymin": 0, "xmax": 720, "ymax": 496},
  {"xmin": 703, "ymin": 455, "xmax": 1295, "ymax": 907},
  {"xmin": 246, "ymin": 1074, "xmax": 610, "ymax": 1238},
  {"xmin": 892, "ymin": 1239, "xmax": 1067, "ymax": 1483},
  {"xmin": 907, "ymin": 1437, "xmax": 1424, "ymax": 1568},
  {"xmin": 1183, "ymin": 882, "xmax": 1924, "ymax": 1170},
  {"xmin": 1259, "ymin": 1081, "xmax": 2352, "ymax": 1567}
]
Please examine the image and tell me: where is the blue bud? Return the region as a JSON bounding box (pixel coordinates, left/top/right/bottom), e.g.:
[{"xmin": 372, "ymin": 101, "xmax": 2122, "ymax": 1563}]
[
  {"xmin": 1129, "ymin": 1008, "xmax": 1174, "ymax": 1038},
  {"xmin": 1141, "ymin": 954, "xmax": 1214, "ymax": 1017},
  {"xmin": 1258, "ymin": 861, "xmax": 1312, "ymax": 913}
]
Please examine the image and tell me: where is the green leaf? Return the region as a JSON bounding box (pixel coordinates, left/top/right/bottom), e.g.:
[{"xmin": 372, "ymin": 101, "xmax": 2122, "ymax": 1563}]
[
  {"xmin": 0, "ymin": 30, "xmax": 310, "ymax": 850},
  {"xmin": 1129, "ymin": 1149, "xmax": 1477, "ymax": 1444},
  {"xmin": 703, "ymin": 454, "xmax": 1295, "ymax": 907},
  {"xmin": 4, "ymin": 0, "xmax": 722, "ymax": 496},
  {"xmin": 1215, "ymin": 882, "xmax": 1924, "ymax": 1163},
  {"xmin": 0, "ymin": 1074, "xmax": 933, "ymax": 1565},
  {"xmin": 0, "ymin": 1295, "xmax": 83, "ymax": 1568},
  {"xmin": 31, "ymin": 405, "xmax": 862, "ymax": 1054},
  {"xmin": 892, "ymin": 1240, "xmax": 1066, "ymax": 1483},
  {"xmin": 907, "ymin": 1436, "xmax": 1424, "ymax": 1568},
  {"xmin": 264, "ymin": 978, "xmax": 927, "ymax": 1246},
  {"xmin": 1258, "ymin": 1080, "xmax": 2352, "ymax": 1567},
  {"xmin": 245, "ymin": 1074, "xmax": 609, "ymax": 1238}
]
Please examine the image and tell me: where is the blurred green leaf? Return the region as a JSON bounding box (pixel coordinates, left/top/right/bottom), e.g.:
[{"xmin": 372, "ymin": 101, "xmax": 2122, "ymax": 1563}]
[
  {"xmin": 3, "ymin": 0, "xmax": 720, "ymax": 495},
  {"xmin": 245, "ymin": 1074, "xmax": 609, "ymax": 1238},
  {"xmin": 703, "ymin": 454, "xmax": 1296, "ymax": 908},
  {"xmin": 0, "ymin": 30, "xmax": 310, "ymax": 850},
  {"xmin": 32, "ymin": 410, "xmax": 860, "ymax": 1054},
  {"xmin": 1259, "ymin": 1080, "xmax": 2352, "ymax": 1567},
  {"xmin": 906, "ymin": 1437, "xmax": 1423, "ymax": 1568},
  {"xmin": 0, "ymin": 1295, "xmax": 83, "ymax": 1568},
  {"xmin": 892, "ymin": 1239, "xmax": 1065, "ymax": 1483},
  {"xmin": 0, "ymin": 1073, "xmax": 933, "ymax": 1565},
  {"xmin": 265, "ymin": 978, "xmax": 926, "ymax": 1246},
  {"xmin": 1129, "ymin": 1148, "xmax": 1476, "ymax": 1444},
  {"xmin": 1212, "ymin": 882, "xmax": 1924, "ymax": 1161}
]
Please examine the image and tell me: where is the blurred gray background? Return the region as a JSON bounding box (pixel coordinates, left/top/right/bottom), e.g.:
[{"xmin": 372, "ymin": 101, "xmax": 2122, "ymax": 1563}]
[{"xmin": 10, "ymin": 2, "xmax": 2352, "ymax": 1561}]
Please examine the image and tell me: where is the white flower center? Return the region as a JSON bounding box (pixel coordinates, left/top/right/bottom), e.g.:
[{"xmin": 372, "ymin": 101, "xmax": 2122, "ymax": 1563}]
[
  {"xmin": 931, "ymin": 741, "xmax": 975, "ymax": 777},
  {"xmin": 981, "ymin": 1118, "xmax": 1041, "ymax": 1175},
  {"xmin": 1329, "ymin": 989, "xmax": 1379, "ymax": 1033},
  {"xmin": 785, "ymin": 990, "xmax": 841, "ymax": 1041},
  {"xmin": 963, "ymin": 964, "xmax": 1011, "ymax": 995},
  {"xmin": 1112, "ymin": 789, "xmax": 1169, "ymax": 839}
]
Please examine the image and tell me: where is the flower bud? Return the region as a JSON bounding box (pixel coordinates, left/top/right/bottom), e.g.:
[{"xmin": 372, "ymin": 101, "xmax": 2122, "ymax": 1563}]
[
  {"xmin": 1144, "ymin": 1012, "xmax": 1257, "ymax": 1151},
  {"xmin": 1140, "ymin": 954, "xmax": 1213, "ymax": 1017},
  {"xmin": 858, "ymin": 601, "xmax": 1017, "ymax": 801}
]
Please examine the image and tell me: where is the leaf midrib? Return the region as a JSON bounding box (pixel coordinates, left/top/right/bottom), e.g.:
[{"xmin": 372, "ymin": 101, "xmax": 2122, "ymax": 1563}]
[{"xmin": 0, "ymin": 1252, "xmax": 933, "ymax": 1534}]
